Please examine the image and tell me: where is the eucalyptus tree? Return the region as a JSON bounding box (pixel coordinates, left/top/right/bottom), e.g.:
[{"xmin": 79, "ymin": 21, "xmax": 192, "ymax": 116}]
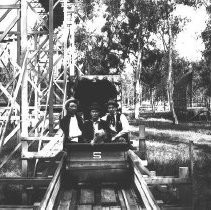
[
  {"xmin": 101, "ymin": 0, "xmax": 167, "ymax": 118},
  {"xmin": 201, "ymin": 2, "xmax": 211, "ymax": 110}
]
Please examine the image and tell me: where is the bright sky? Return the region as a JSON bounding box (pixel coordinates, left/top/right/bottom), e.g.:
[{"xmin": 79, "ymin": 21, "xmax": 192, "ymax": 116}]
[{"xmin": 174, "ymin": 5, "xmax": 209, "ymax": 61}]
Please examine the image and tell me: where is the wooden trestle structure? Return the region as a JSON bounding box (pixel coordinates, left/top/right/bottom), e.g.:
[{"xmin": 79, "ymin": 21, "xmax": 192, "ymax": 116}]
[{"xmin": 0, "ymin": 1, "xmax": 192, "ymax": 209}]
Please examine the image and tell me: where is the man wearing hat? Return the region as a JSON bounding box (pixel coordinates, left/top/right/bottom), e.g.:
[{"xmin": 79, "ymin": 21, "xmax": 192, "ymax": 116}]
[
  {"xmin": 60, "ymin": 97, "xmax": 84, "ymax": 144},
  {"xmin": 82, "ymin": 102, "xmax": 111, "ymax": 144},
  {"xmin": 102, "ymin": 99, "xmax": 130, "ymax": 143}
]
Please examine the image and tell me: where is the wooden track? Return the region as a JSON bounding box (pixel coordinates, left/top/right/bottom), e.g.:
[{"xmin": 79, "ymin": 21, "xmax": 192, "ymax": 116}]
[{"xmin": 54, "ymin": 183, "xmax": 144, "ymax": 210}]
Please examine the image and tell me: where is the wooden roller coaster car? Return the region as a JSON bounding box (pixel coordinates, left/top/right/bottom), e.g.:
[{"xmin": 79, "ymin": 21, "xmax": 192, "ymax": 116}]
[{"xmin": 51, "ymin": 143, "xmax": 160, "ymax": 210}]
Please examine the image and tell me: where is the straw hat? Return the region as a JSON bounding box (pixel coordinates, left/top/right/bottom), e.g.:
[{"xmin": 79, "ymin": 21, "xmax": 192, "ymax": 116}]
[
  {"xmin": 64, "ymin": 97, "xmax": 78, "ymax": 109},
  {"xmin": 107, "ymin": 99, "xmax": 119, "ymax": 108}
]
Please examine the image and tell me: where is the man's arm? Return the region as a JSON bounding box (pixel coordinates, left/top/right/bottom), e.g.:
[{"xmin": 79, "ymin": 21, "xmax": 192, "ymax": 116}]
[
  {"xmin": 59, "ymin": 114, "xmax": 66, "ymax": 131},
  {"xmin": 113, "ymin": 114, "xmax": 130, "ymax": 139}
]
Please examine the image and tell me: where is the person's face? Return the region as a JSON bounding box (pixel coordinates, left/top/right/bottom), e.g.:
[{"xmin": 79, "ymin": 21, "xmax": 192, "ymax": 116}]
[
  {"xmin": 108, "ymin": 104, "xmax": 117, "ymax": 115},
  {"xmin": 90, "ymin": 109, "xmax": 100, "ymax": 120},
  {"xmin": 67, "ymin": 102, "xmax": 77, "ymax": 115}
]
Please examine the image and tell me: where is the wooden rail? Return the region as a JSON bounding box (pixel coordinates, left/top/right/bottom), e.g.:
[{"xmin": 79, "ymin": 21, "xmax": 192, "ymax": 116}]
[
  {"xmin": 128, "ymin": 149, "xmax": 160, "ymax": 210},
  {"xmin": 38, "ymin": 152, "xmax": 66, "ymax": 210}
]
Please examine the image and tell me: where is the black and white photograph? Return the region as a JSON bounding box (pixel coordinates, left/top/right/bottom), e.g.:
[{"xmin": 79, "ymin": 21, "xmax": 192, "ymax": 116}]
[{"xmin": 0, "ymin": 0, "xmax": 211, "ymax": 209}]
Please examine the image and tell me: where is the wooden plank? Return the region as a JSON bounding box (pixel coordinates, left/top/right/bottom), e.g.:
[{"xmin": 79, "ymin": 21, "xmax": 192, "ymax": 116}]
[
  {"xmin": 0, "ymin": 177, "xmax": 51, "ymax": 185},
  {"xmin": 0, "ymin": 11, "xmax": 20, "ymax": 42},
  {"xmin": 69, "ymin": 189, "xmax": 77, "ymax": 210},
  {"xmin": 58, "ymin": 200, "xmax": 70, "ymax": 210},
  {"xmin": 46, "ymin": 176, "xmax": 61, "ymax": 210},
  {"xmin": 77, "ymin": 205, "xmax": 92, "ymax": 210},
  {"xmin": 39, "ymin": 153, "xmax": 66, "ymax": 209},
  {"xmin": 68, "ymin": 151, "xmax": 125, "ymax": 162},
  {"xmin": 121, "ymin": 190, "xmax": 130, "ymax": 209},
  {"xmin": 110, "ymin": 207, "xmax": 121, "ymax": 209},
  {"xmin": 128, "ymin": 150, "xmax": 151, "ymax": 176},
  {"xmin": 61, "ymin": 190, "xmax": 73, "ymax": 201},
  {"xmin": 124, "ymin": 188, "xmax": 139, "ymax": 209},
  {"xmin": 80, "ymin": 189, "xmax": 94, "ymax": 204},
  {"xmin": 134, "ymin": 166, "xmax": 159, "ymax": 209},
  {"xmin": 93, "ymin": 206, "xmax": 102, "ymax": 210},
  {"xmin": 117, "ymin": 190, "xmax": 126, "ymax": 209},
  {"xmin": 134, "ymin": 177, "xmax": 151, "ymax": 210},
  {"xmin": 0, "ymin": 206, "xmax": 32, "ymax": 210},
  {"xmin": 101, "ymin": 188, "xmax": 117, "ymax": 204},
  {"xmin": 102, "ymin": 207, "xmax": 110, "ymax": 210},
  {"xmin": 0, "ymin": 83, "xmax": 20, "ymax": 110},
  {"xmin": 27, "ymin": 2, "xmax": 49, "ymax": 30},
  {"xmin": 4, "ymin": 124, "xmax": 20, "ymax": 145},
  {"xmin": 21, "ymin": 136, "xmax": 60, "ymax": 141},
  {"xmin": 145, "ymin": 177, "xmax": 191, "ymax": 185},
  {"xmin": 68, "ymin": 162, "xmax": 127, "ymax": 170},
  {"xmin": 0, "ymin": 52, "xmax": 28, "ymax": 149},
  {"xmin": 48, "ymin": 0, "xmax": 54, "ymax": 134},
  {"xmin": 0, "ymin": 4, "xmax": 20, "ymax": 9},
  {"xmin": 162, "ymin": 207, "xmax": 192, "ymax": 210}
]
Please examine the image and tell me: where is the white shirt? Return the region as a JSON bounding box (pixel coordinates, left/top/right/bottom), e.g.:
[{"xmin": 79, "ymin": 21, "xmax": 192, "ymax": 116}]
[
  {"xmin": 93, "ymin": 120, "xmax": 100, "ymax": 133},
  {"xmin": 69, "ymin": 115, "xmax": 82, "ymax": 142}
]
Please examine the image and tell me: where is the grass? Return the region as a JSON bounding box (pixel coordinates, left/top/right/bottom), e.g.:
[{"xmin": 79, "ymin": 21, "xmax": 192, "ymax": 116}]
[{"xmin": 131, "ymin": 117, "xmax": 211, "ymax": 208}]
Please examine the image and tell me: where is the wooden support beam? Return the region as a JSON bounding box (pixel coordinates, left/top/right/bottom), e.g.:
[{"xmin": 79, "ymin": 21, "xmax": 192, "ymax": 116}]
[
  {"xmin": 128, "ymin": 149, "xmax": 151, "ymax": 176},
  {"xmin": 27, "ymin": 2, "xmax": 49, "ymax": 30},
  {"xmin": 0, "ymin": 177, "xmax": 51, "ymax": 186},
  {"xmin": 48, "ymin": 0, "xmax": 54, "ymax": 135},
  {"xmin": 4, "ymin": 124, "xmax": 20, "ymax": 145},
  {"xmin": 161, "ymin": 206, "xmax": 192, "ymax": 210},
  {"xmin": 0, "ymin": 205, "xmax": 33, "ymax": 210},
  {"xmin": 0, "ymin": 83, "xmax": 20, "ymax": 110},
  {"xmin": 20, "ymin": 0, "xmax": 28, "ymax": 137},
  {"xmin": 0, "ymin": 5, "xmax": 20, "ymax": 9},
  {"xmin": 0, "ymin": 51, "xmax": 28, "ymax": 150},
  {"xmin": 0, "ymin": 72, "xmax": 19, "ymax": 98},
  {"xmin": 144, "ymin": 177, "xmax": 191, "ymax": 185},
  {"xmin": 134, "ymin": 167, "xmax": 160, "ymax": 210},
  {"xmin": 21, "ymin": 136, "xmax": 59, "ymax": 142},
  {"xmin": 0, "ymin": 12, "xmax": 20, "ymax": 42},
  {"xmin": 0, "ymin": 7, "xmax": 14, "ymax": 22}
]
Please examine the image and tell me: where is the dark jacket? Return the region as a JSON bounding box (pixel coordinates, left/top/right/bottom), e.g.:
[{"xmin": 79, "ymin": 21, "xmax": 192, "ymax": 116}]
[
  {"xmin": 60, "ymin": 113, "xmax": 84, "ymax": 144},
  {"xmin": 105, "ymin": 113, "xmax": 129, "ymax": 141},
  {"xmin": 82, "ymin": 119, "xmax": 111, "ymax": 143}
]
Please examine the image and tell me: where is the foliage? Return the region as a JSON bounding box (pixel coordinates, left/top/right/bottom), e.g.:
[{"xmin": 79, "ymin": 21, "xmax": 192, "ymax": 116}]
[
  {"xmin": 74, "ymin": 0, "xmax": 122, "ymax": 75},
  {"xmin": 201, "ymin": 2, "xmax": 211, "ymax": 97}
]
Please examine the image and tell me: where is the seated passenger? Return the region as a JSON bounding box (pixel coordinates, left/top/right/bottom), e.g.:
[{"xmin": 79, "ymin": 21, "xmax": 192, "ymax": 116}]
[
  {"xmin": 60, "ymin": 97, "xmax": 83, "ymax": 144},
  {"xmin": 82, "ymin": 102, "xmax": 111, "ymax": 144},
  {"xmin": 102, "ymin": 99, "xmax": 130, "ymax": 143}
]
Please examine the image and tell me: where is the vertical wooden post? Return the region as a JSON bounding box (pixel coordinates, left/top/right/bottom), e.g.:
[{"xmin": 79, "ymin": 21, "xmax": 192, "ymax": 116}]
[
  {"xmin": 21, "ymin": 0, "xmax": 28, "ymax": 137},
  {"xmin": 69, "ymin": 4, "xmax": 75, "ymax": 76},
  {"xmin": 179, "ymin": 167, "xmax": 189, "ymax": 178},
  {"xmin": 189, "ymin": 140, "xmax": 195, "ymax": 209},
  {"xmin": 189, "ymin": 140, "xmax": 194, "ymax": 178},
  {"xmin": 21, "ymin": 0, "xmax": 28, "ymax": 204},
  {"xmin": 49, "ymin": 0, "xmax": 54, "ymax": 134},
  {"xmin": 63, "ymin": 0, "xmax": 68, "ymax": 115},
  {"xmin": 34, "ymin": 34, "xmax": 38, "ymax": 136},
  {"xmin": 139, "ymin": 124, "xmax": 146, "ymax": 160},
  {"xmin": 17, "ymin": 7, "xmax": 21, "ymax": 145}
]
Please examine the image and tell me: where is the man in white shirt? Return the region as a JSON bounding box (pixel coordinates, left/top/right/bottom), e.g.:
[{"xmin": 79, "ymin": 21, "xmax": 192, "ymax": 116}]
[
  {"xmin": 102, "ymin": 99, "xmax": 130, "ymax": 143},
  {"xmin": 60, "ymin": 97, "xmax": 83, "ymax": 144}
]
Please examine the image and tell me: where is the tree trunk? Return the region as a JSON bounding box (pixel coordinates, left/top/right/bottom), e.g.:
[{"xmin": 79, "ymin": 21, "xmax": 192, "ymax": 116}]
[
  {"xmin": 134, "ymin": 50, "xmax": 143, "ymax": 119},
  {"xmin": 167, "ymin": 16, "xmax": 178, "ymax": 124}
]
